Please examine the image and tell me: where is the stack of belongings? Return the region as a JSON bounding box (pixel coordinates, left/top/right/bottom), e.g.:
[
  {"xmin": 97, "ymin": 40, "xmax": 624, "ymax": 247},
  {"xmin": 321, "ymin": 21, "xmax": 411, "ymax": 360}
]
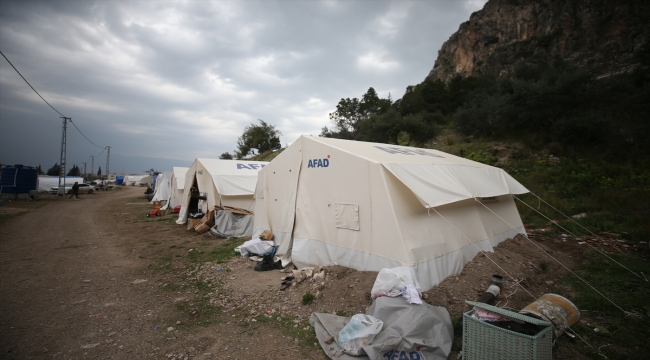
[
  {"xmin": 238, "ymin": 230, "xmax": 283, "ymax": 271},
  {"xmin": 310, "ymin": 266, "xmax": 453, "ymax": 360}
]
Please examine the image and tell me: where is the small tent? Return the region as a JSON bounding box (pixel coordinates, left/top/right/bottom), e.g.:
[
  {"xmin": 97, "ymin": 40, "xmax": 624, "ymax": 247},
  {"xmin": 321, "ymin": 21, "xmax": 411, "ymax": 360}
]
[
  {"xmin": 123, "ymin": 175, "xmax": 146, "ymax": 186},
  {"xmin": 176, "ymin": 158, "xmax": 269, "ymax": 226},
  {"xmin": 169, "ymin": 167, "xmax": 189, "ymax": 209},
  {"xmin": 150, "ymin": 171, "xmax": 172, "ymax": 209},
  {"xmin": 254, "ymin": 136, "xmax": 529, "ymax": 291}
]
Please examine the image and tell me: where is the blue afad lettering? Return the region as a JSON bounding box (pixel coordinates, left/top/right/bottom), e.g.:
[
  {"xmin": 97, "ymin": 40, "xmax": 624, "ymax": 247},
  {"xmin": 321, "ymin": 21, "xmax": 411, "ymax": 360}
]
[
  {"xmin": 374, "ymin": 146, "xmax": 444, "ymax": 158},
  {"xmin": 382, "ymin": 350, "xmax": 421, "ymax": 360},
  {"xmin": 237, "ymin": 163, "xmax": 266, "ymax": 169},
  {"xmin": 307, "ymin": 158, "xmax": 330, "ymax": 168}
]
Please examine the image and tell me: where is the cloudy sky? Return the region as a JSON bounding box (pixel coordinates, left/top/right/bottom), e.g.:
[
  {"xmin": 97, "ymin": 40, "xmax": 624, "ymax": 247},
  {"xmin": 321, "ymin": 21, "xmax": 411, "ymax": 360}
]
[{"xmin": 0, "ymin": 0, "xmax": 487, "ymax": 174}]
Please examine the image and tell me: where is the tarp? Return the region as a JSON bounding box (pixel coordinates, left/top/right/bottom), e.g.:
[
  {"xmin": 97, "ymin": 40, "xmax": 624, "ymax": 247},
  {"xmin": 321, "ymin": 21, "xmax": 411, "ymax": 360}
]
[
  {"xmin": 175, "ymin": 158, "xmax": 268, "ymax": 225},
  {"xmin": 37, "ymin": 176, "xmax": 83, "ymax": 192},
  {"xmin": 208, "ymin": 210, "xmax": 255, "ymax": 238},
  {"xmin": 169, "ymin": 167, "xmax": 189, "ymax": 209},
  {"xmin": 151, "ymin": 171, "xmax": 172, "ymax": 209},
  {"xmin": 310, "ymin": 296, "xmax": 453, "ymax": 359},
  {"xmin": 254, "ymin": 136, "xmax": 529, "ymax": 290}
]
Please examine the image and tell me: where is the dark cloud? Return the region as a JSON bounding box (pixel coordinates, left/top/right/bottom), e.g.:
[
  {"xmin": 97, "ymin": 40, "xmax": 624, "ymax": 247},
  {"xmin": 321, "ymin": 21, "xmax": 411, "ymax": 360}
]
[{"xmin": 0, "ymin": 0, "xmax": 486, "ymax": 174}]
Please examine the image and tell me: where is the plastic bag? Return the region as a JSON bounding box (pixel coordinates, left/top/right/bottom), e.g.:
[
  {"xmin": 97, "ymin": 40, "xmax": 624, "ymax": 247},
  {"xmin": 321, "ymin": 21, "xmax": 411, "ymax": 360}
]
[
  {"xmin": 371, "ymin": 266, "xmax": 421, "ymax": 300},
  {"xmin": 337, "ymin": 314, "xmax": 383, "ymax": 355}
]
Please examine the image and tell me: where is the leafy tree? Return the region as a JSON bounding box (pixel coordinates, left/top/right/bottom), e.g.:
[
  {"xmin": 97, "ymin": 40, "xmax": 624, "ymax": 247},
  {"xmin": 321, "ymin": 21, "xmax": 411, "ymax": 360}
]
[
  {"xmin": 144, "ymin": 168, "xmax": 160, "ymax": 176},
  {"xmin": 46, "ymin": 163, "xmax": 60, "ymax": 176},
  {"xmin": 67, "ymin": 165, "xmax": 81, "ymax": 176},
  {"xmin": 219, "ymin": 152, "xmax": 234, "ymax": 160},
  {"xmin": 97, "ymin": 166, "xmax": 102, "ymax": 177},
  {"xmin": 37, "ymin": 165, "xmax": 43, "ymax": 175},
  {"xmin": 324, "ymin": 87, "xmax": 392, "ymax": 139},
  {"xmin": 235, "ymin": 120, "xmax": 282, "ymax": 159}
]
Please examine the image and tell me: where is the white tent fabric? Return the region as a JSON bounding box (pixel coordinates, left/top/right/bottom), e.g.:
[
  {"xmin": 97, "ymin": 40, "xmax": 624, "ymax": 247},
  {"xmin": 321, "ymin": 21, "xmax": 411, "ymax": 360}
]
[
  {"xmin": 169, "ymin": 167, "xmax": 189, "ymax": 209},
  {"xmin": 175, "ymin": 159, "xmax": 269, "ymax": 225},
  {"xmin": 254, "ymin": 136, "xmax": 529, "ymax": 291},
  {"xmin": 37, "ymin": 176, "xmax": 83, "ymax": 192},
  {"xmin": 151, "ymin": 171, "xmax": 172, "ymax": 209},
  {"xmin": 122, "ymin": 175, "xmax": 146, "ymax": 186}
]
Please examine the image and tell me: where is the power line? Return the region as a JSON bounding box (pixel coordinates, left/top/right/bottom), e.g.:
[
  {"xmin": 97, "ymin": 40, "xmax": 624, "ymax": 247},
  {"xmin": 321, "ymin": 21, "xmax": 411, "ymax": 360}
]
[
  {"xmin": 70, "ymin": 120, "xmax": 104, "ymax": 149},
  {"xmin": 0, "ymin": 50, "xmax": 65, "ymax": 117},
  {"xmin": 2, "ymin": 49, "xmax": 108, "ymax": 152}
]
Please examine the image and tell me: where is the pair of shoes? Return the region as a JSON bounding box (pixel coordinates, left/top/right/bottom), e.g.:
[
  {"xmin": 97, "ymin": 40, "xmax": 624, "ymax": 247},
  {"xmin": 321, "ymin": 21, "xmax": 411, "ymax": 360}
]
[{"xmin": 280, "ymin": 280, "xmax": 292, "ymax": 291}]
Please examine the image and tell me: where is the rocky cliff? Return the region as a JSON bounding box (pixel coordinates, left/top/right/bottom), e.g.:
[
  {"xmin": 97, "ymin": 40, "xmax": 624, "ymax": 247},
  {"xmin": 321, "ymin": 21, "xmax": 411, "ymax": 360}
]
[{"xmin": 428, "ymin": 0, "xmax": 650, "ymax": 82}]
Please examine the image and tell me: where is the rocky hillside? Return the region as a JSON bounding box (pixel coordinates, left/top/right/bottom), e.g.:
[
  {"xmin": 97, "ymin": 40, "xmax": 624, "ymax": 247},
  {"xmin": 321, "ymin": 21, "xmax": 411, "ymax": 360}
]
[{"xmin": 428, "ymin": 0, "xmax": 650, "ymax": 82}]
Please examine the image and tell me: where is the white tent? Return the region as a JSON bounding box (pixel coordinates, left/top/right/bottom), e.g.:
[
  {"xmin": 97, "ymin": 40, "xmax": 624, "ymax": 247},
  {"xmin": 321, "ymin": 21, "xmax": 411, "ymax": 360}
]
[
  {"xmin": 169, "ymin": 167, "xmax": 189, "ymax": 209},
  {"xmin": 176, "ymin": 158, "xmax": 269, "ymax": 225},
  {"xmin": 37, "ymin": 176, "xmax": 83, "ymax": 192},
  {"xmin": 254, "ymin": 136, "xmax": 529, "ymax": 291},
  {"xmin": 122, "ymin": 175, "xmax": 146, "ymax": 186},
  {"xmin": 151, "ymin": 171, "xmax": 172, "ymax": 208}
]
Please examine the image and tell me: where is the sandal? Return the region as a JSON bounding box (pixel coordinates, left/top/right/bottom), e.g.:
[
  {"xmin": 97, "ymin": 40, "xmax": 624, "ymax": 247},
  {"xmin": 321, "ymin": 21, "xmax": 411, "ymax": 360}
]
[{"xmin": 280, "ymin": 280, "xmax": 292, "ymax": 291}]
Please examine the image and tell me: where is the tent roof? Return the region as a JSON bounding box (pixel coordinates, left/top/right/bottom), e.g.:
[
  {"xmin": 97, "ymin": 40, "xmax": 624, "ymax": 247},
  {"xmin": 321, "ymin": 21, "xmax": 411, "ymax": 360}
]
[
  {"xmin": 304, "ymin": 136, "xmax": 529, "ymax": 208},
  {"xmin": 172, "ymin": 167, "xmax": 189, "ymax": 189},
  {"xmin": 194, "ymin": 158, "xmax": 269, "ymax": 196}
]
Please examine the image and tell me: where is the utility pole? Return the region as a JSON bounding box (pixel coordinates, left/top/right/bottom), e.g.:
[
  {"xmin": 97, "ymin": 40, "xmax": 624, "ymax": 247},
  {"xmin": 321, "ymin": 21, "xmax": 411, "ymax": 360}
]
[
  {"xmin": 91, "ymin": 156, "xmax": 94, "ymax": 177},
  {"xmin": 105, "ymin": 146, "xmax": 111, "ymax": 180},
  {"xmin": 83, "ymin": 162, "xmax": 87, "ymax": 179},
  {"xmin": 58, "ymin": 117, "xmax": 70, "ymax": 196}
]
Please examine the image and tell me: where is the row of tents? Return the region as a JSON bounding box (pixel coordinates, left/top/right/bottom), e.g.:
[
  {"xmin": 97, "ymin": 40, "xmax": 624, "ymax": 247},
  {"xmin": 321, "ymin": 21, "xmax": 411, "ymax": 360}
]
[{"xmin": 152, "ymin": 136, "xmax": 529, "ymax": 291}]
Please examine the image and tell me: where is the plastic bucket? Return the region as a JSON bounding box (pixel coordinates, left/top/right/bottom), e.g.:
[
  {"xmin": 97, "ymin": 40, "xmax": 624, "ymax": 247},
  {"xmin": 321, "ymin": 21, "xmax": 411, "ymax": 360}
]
[{"xmin": 519, "ymin": 293, "xmax": 580, "ymax": 338}]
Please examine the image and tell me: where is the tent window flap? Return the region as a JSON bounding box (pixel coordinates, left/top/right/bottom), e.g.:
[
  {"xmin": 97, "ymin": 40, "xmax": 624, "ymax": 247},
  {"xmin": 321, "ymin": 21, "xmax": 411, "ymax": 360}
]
[{"xmin": 335, "ymin": 203, "xmax": 360, "ymax": 231}]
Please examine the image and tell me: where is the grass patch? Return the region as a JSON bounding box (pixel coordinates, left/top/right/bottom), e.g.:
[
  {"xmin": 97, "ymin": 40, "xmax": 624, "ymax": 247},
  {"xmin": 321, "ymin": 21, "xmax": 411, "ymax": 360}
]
[
  {"xmin": 555, "ymin": 250, "xmax": 650, "ymax": 359},
  {"xmin": 0, "ymin": 201, "xmax": 47, "ymax": 224},
  {"xmin": 254, "ymin": 313, "xmax": 320, "ymax": 354},
  {"xmin": 302, "ymin": 292, "xmax": 315, "ymax": 305},
  {"xmin": 187, "ymin": 237, "xmax": 245, "ymax": 264}
]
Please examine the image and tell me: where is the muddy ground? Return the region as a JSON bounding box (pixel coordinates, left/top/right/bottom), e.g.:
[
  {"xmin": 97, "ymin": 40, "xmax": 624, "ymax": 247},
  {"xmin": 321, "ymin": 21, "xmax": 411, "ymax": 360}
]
[{"xmin": 0, "ymin": 187, "xmax": 644, "ymax": 359}]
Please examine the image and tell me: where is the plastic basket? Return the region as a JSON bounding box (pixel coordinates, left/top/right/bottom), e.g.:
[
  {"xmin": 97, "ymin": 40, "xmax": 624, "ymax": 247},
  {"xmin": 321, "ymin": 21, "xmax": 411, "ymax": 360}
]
[{"xmin": 462, "ymin": 301, "xmax": 553, "ymax": 360}]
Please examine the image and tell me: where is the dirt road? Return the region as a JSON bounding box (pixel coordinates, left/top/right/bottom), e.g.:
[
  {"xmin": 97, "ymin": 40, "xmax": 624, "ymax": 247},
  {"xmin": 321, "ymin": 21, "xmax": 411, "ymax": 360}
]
[{"xmin": 1, "ymin": 188, "xmax": 321, "ymax": 359}]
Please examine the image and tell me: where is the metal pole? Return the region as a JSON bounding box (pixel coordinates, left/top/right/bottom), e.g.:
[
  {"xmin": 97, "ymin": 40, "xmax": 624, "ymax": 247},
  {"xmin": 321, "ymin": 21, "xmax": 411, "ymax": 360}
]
[
  {"xmin": 58, "ymin": 117, "xmax": 70, "ymax": 196},
  {"xmin": 91, "ymin": 156, "xmax": 94, "ymax": 177},
  {"xmin": 83, "ymin": 162, "xmax": 87, "ymax": 179},
  {"xmin": 105, "ymin": 146, "xmax": 110, "ymax": 180}
]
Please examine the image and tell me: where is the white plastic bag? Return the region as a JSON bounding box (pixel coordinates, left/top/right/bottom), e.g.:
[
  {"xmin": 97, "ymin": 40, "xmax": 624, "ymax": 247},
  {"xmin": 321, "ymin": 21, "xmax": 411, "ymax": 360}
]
[
  {"xmin": 371, "ymin": 266, "xmax": 421, "ymax": 300},
  {"xmin": 337, "ymin": 314, "xmax": 383, "ymax": 355}
]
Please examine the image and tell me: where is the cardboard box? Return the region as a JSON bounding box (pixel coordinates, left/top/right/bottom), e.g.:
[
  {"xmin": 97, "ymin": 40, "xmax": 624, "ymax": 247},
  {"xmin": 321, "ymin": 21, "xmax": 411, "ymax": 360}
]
[
  {"xmin": 194, "ymin": 222, "xmax": 211, "ymax": 234},
  {"xmin": 187, "ymin": 218, "xmax": 201, "ymax": 230}
]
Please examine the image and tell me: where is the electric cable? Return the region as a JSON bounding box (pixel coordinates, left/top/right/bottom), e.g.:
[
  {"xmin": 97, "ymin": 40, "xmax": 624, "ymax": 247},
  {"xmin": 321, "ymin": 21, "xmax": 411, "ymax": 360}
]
[{"xmin": 0, "ymin": 50, "xmax": 65, "ymax": 117}]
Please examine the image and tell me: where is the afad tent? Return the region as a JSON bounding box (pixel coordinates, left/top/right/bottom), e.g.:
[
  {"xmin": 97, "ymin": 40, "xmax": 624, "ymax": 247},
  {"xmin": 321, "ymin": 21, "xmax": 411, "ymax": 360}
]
[
  {"xmin": 151, "ymin": 171, "xmax": 172, "ymax": 209},
  {"xmin": 37, "ymin": 176, "xmax": 83, "ymax": 192},
  {"xmin": 169, "ymin": 167, "xmax": 189, "ymax": 209},
  {"xmin": 176, "ymin": 158, "xmax": 269, "ymax": 225},
  {"xmin": 254, "ymin": 136, "xmax": 529, "ymax": 291}
]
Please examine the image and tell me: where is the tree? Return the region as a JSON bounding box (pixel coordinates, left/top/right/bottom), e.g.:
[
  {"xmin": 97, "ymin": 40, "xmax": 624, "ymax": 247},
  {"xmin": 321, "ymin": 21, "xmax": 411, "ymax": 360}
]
[
  {"xmin": 67, "ymin": 164, "xmax": 81, "ymax": 176},
  {"xmin": 97, "ymin": 166, "xmax": 102, "ymax": 177},
  {"xmin": 37, "ymin": 165, "xmax": 43, "ymax": 175},
  {"xmin": 325, "ymin": 87, "xmax": 391, "ymax": 139},
  {"xmin": 219, "ymin": 152, "xmax": 234, "ymax": 160},
  {"xmin": 46, "ymin": 163, "xmax": 60, "ymax": 176},
  {"xmin": 235, "ymin": 120, "xmax": 282, "ymax": 159},
  {"xmin": 144, "ymin": 168, "xmax": 160, "ymax": 176}
]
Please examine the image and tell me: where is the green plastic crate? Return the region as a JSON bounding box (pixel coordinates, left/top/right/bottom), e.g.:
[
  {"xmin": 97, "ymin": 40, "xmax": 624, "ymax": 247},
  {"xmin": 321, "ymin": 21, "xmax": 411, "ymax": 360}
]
[{"xmin": 462, "ymin": 301, "xmax": 553, "ymax": 360}]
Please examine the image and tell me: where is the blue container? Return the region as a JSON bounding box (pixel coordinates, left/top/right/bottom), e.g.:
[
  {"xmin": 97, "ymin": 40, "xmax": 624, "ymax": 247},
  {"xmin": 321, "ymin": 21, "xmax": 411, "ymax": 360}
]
[
  {"xmin": 152, "ymin": 175, "xmax": 158, "ymax": 190},
  {"xmin": 115, "ymin": 176, "xmax": 124, "ymax": 185},
  {"xmin": 1, "ymin": 165, "xmax": 39, "ymax": 194}
]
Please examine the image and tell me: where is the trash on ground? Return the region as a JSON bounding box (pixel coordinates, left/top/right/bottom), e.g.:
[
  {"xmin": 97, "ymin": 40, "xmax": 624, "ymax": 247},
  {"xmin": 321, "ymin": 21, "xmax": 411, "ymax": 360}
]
[
  {"xmin": 371, "ymin": 266, "xmax": 422, "ymax": 304},
  {"xmin": 337, "ymin": 314, "xmax": 383, "ymax": 355}
]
